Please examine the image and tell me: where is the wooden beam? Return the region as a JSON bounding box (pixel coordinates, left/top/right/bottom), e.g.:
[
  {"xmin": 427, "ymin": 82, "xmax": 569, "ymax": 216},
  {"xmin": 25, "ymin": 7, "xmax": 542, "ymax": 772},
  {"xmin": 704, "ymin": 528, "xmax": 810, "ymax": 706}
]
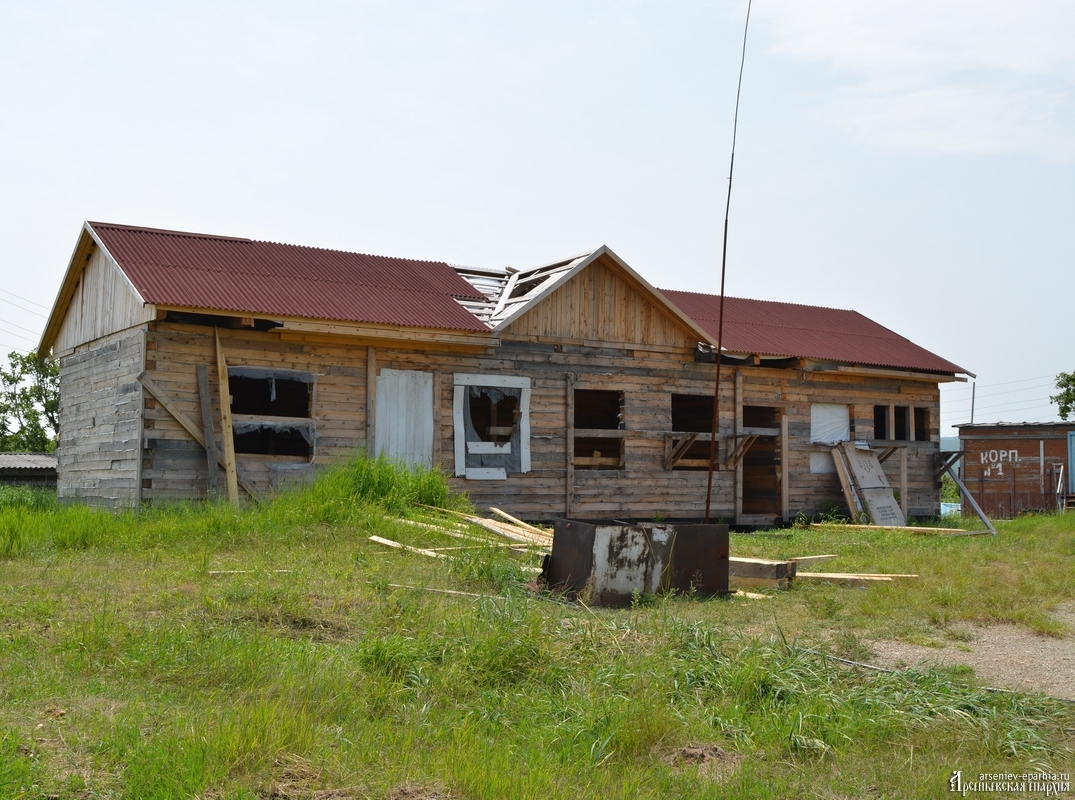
[
  {"xmin": 899, "ymin": 447, "xmax": 908, "ymax": 521},
  {"xmin": 196, "ymin": 364, "xmax": 220, "ymax": 498},
  {"xmin": 780, "ymin": 412, "xmax": 789, "ymax": 522},
  {"xmin": 214, "ymin": 329, "xmax": 239, "ymax": 504},
  {"xmin": 566, "ymin": 373, "xmax": 575, "ymax": 518},
  {"xmin": 366, "ymin": 346, "xmax": 377, "ymax": 456}
]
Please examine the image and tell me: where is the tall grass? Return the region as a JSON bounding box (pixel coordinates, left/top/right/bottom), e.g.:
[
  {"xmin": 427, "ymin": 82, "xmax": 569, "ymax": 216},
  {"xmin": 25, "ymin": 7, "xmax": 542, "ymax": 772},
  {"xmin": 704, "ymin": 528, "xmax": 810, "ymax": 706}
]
[
  {"xmin": 0, "ymin": 453, "xmax": 467, "ymax": 558},
  {"xmin": 0, "ymin": 462, "xmax": 1073, "ymax": 797}
]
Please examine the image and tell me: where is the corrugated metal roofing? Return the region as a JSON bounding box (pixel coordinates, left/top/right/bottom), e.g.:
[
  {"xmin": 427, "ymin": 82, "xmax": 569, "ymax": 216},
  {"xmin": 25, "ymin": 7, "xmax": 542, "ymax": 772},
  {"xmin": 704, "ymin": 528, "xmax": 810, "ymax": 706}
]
[
  {"xmin": 662, "ymin": 290, "xmax": 966, "ymax": 375},
  {"xmin": 88, "ymin": 222, "xmax": 491, "ymax": 332},
  {"xmin": 0, "ymin": 453, "xmax": 57, "ymax": 470}
]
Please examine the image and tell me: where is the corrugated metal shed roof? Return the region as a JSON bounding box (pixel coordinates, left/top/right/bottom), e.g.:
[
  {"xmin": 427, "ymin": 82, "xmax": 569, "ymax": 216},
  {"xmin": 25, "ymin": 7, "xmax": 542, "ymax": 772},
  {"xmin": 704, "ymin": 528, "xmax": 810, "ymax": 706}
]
[
  {"xmin": 0, "ymin": 453, "xmax": 57, "ymax": 471},
  {"xmin": 662, "ymin": 291, "xmax": 967, "ymax": 375},
  {"xmin": 88, "ymin": 222, "xmax": 491, "ymax": 332}
]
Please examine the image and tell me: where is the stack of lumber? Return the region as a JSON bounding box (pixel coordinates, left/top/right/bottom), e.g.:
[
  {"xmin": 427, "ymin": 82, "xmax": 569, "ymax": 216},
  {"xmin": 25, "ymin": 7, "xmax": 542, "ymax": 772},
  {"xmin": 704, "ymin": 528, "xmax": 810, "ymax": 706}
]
[{"xmin": 367, "ymin": 506, "xmax": 551, "ymax": 576}]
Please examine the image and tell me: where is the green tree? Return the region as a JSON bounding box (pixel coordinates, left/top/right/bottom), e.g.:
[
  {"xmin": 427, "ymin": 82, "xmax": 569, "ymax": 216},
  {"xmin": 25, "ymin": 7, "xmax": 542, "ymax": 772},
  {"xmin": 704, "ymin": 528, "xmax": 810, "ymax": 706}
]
[
  {"xmin": 1050, "ymin": 371, "xmax": 1075, "ymax": 421},
  {"xmin": 0, "ymin": 351, "xmax": 59, "ymax": 452}
]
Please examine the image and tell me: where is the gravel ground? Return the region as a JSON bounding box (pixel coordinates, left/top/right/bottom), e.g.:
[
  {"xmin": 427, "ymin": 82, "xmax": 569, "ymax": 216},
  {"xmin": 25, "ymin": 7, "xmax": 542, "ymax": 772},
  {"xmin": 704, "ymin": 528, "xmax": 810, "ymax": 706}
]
[{"xmin": 868, "ymin": 601, "xmax": 1075, "ymax": 701}]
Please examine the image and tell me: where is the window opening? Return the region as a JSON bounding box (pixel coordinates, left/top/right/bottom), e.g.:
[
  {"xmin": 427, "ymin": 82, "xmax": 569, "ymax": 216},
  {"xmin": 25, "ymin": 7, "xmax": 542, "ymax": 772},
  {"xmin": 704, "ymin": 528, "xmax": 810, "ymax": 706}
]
[
  {"xmin": 671, "ymin": 394, "xmax": 713, "ymax": 432},
  {"xmin": 453, "ymin": 374, "xmax": 531, "ymax": 480},
  {"xmin": 230, "ymin": 375, "xmax": 311, "ymax": 417},
  {"xmin": 574, "ymin": 389, "xmax": 624, "ymax": 470},
  {"xmin": 574, "ymin": 390, "xmax": 623, "ymax": 429},
  {"xmin": 873, "ymin": 405, "xmax": 888, "ymax": 440},
  {"xmin": 468, "ymin": 388, "xmax": 520, "ymax": 444},
  {"xmin": 669, "ymin": 394, "xmax": 715, "ymax": 470},
  {"xmin": 233, "ymin": 424, "xmax": 312, "ymax": 456},
  {"xmin": 894, "ymin": 406, "xmax": 910, "ymax": 441},
  {"xmin": 743, "ymin": 405, "xmax": 780, "ymax": 428},
  {"xmin": 914, "ymin": 407, "xmax": 929, "ymax": 441},
  {"xmin": 227, "ymin": 367, "xmax": 315, "ymax": 458}
]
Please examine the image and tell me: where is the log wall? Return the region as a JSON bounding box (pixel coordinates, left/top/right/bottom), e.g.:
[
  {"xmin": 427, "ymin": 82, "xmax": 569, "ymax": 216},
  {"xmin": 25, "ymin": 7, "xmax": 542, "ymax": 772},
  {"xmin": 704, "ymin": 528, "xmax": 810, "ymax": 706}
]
[
  {"xmin": 56, "ymin": 326, "xmax": 145, "ymax": 507},
  {"xmin": 133, "ymin": 323, "xmax": 942, "ymax": 521}
]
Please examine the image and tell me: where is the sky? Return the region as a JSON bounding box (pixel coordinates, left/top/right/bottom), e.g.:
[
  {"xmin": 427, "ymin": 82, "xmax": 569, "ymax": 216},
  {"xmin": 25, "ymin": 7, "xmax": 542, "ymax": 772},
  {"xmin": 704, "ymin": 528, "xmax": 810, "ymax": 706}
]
[{"xmin": 1, "ymin": 0, "xmax": 1072, "ymax": 438}]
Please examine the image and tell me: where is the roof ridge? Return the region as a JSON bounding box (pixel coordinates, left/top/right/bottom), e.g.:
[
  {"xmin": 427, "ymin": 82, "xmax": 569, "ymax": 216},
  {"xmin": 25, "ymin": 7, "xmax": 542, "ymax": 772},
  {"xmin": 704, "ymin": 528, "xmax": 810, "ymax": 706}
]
[
  {"xmin": 88, "ymin": 221, "xmax": 255, "ymax": 244},
  {"xmin": 661, "ymin": 288, "xmax": 860, "ymax": 316},
  {"xmin": 251, "ymin": 239, "xmax": 454, "ymax": 266}
]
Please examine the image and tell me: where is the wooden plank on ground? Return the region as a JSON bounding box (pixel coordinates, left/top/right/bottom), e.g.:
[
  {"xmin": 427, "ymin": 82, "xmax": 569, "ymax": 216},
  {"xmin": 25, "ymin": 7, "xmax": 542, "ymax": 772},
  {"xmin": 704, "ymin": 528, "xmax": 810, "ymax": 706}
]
[
  {"xmin": 810, "ymin": 523, "xmax": 970, "ymax": 534},
  {"xmin": 788, "ymin": 554, "xmax": 839, "ymax": 567},
  {"xmin": 733, "ymin": 589, "xmax": 771, "ymax": 600},
  {"xmin": 368, "ymin": 535, "xmax": 447, "ymax": 559},
  {"xmin": 489, "ymin": 507, "xmax": 552, "ymax": 538},
  {"xmin": 729, "ymin": 556, "xmax": 796, "ymax": 581},
  {"xmin": 794, "ymin": 572, "xmax": 916, "ymax": 586}
]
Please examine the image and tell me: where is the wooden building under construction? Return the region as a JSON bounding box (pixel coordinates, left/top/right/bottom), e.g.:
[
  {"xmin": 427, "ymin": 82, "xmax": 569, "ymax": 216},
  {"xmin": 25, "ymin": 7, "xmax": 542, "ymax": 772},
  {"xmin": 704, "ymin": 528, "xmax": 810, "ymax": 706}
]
[{"xmin": 39, "ymin": 222, "xmax": 970, "ymax": 524}]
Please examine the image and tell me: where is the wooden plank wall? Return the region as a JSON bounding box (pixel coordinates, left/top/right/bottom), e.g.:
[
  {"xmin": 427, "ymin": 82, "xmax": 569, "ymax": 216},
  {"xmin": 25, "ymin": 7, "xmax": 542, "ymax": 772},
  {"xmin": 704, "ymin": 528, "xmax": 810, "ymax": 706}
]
[
  {"xmin": 54, "ymin": 245, "xmax": 155, "ymax": 353},
  {"xmin": 506, "ymin": 256, "xmax": 696, "ymax": 349},
  {"xmin": 56, "ymin": 327, "xmax": 145, "ymax": 507},
  {"xmin": 738, "ymin": 367, "xmax": 941, "ymax": 519},
  {"xmin": 133, "ymin": 322, "xmax": 944, "ymax": 521},
  {"xmin": 140, "ymin": 323, "xmax": 371, "ymax": 503}
]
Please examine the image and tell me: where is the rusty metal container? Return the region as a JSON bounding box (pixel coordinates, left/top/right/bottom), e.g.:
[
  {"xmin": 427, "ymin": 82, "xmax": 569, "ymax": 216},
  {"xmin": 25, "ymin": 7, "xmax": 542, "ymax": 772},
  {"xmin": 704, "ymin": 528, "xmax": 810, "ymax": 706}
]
[{"xmin": 544, "ymin": 520, "xmax": 729, "ymax": 604}]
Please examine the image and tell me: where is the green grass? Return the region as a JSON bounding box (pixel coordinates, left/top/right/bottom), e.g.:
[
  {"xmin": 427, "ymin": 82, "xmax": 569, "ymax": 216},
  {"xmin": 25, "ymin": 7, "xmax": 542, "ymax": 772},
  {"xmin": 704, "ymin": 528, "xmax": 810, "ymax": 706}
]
[{"xmin": 0, "ymin": 456, "xmax": 1073, "ymax": 798}]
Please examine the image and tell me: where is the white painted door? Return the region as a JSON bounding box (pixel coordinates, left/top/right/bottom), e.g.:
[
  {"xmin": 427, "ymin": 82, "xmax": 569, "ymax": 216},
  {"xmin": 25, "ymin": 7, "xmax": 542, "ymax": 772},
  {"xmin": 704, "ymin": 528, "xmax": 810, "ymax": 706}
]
[{"xmin": 375, "ymin": 368, "xmax": 433, "ymax": 468}]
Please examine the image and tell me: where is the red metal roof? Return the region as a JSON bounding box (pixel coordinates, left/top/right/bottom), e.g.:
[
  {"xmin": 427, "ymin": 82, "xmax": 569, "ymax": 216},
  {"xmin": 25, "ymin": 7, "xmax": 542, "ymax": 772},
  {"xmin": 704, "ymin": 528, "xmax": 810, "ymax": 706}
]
[
  {"xmin": 662, "ymin": 290, "xmax": 967, "ymax": 375},
  {"xmin": 88, "ymin": 222, "xmax": 491, "ymax": 332}
]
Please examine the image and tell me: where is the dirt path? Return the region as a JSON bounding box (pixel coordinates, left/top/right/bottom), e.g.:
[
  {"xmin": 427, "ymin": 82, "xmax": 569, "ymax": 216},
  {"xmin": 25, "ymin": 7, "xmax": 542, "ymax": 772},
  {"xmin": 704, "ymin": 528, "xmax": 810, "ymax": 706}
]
[{"xmin": 867, "ymin": 601, "xmax": 1075, "ymax": 701}]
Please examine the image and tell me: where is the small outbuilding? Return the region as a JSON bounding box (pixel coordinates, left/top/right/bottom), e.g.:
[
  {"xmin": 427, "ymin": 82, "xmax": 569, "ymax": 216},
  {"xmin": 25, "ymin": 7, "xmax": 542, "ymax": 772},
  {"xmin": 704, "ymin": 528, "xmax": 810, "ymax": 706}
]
[
  {"xmin": 957, "ymin": 422, "xmax": 1075, "ymax": 517},
  {"xmin": 0, "ymin": 453, "xmax": 58, "ymax": 488},
  {"xmin": 39, "ymin": 221, "xmax": 971, "ymax": 523}
]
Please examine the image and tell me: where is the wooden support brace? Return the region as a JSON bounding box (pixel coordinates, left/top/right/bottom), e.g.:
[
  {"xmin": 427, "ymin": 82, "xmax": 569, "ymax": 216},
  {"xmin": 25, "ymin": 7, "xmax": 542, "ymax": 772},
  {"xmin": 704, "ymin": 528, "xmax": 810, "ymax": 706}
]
[
  {"xmin": 665, "ymin": 433, "xmax": 699, "ymax": 468},
  {"xmin": 214, "ymin": 329, "xmax": 240, "ymax": 504},
  {"xmin": 877, "ymin": 446, "xmax": 899, "ymax": 464},
  {"xmin": 137, "ymin": 372, "xmax": 260, "ymax": 501},
  {"xmin": 725, "ymin": 434, "xmax": 758, "ymax": 470},
  {"xmin": 935, "ymin": 450, "xmax": 963, "ymax": 479},
  {"xmin": 935, "ymin": 457, "xmax": 997, "ymax": 535}
]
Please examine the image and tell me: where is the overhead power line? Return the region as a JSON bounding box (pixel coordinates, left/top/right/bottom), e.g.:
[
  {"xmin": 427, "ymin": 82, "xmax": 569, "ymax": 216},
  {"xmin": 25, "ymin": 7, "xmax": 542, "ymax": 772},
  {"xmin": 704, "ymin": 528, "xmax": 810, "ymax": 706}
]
[
  {"xmin": 0, "ymin": 286, "xmax": 51, "ymax": 312},
  {"xmin": 0, "ymin": 295, "xmax": 48, "ymax": 318}
]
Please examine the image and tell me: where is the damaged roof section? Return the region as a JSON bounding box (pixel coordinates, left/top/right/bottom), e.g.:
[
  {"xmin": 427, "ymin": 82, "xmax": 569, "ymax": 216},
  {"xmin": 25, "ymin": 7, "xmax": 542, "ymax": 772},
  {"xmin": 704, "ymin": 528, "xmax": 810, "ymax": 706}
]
[{"xmin": 454, "ymin": 252, "xmax": 593, "ymax": 328}]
